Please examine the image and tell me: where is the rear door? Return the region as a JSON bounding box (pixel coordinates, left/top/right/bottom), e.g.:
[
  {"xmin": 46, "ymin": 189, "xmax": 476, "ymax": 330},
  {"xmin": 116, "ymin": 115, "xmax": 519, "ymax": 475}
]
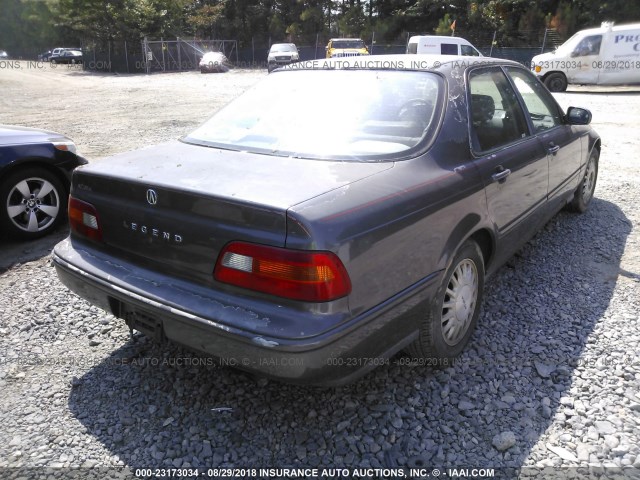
[
  {"xmin": 505, "ymin": 67, "xmax": 582, "ymax": 208},
  {"xmin": 468, "ymin": 66, "xmax": 548, "ymax": 237}
]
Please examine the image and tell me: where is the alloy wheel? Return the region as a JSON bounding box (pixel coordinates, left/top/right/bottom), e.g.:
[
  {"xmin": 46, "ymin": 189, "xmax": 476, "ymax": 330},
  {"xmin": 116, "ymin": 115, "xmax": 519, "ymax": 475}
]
[{"xmin": 6, "ymin": 177, "xmax": 60, "ymax": 233}]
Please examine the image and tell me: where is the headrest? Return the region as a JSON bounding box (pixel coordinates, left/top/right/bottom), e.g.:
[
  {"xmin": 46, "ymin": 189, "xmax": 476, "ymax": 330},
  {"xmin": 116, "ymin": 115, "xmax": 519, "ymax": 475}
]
[{"xmin": 471, "ymin": 94, "xmax": 495, "ymax": 123}]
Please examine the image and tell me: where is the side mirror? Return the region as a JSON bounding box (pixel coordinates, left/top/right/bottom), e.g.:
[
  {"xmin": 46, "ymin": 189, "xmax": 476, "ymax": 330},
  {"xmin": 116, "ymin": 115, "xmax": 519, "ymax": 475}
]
[{"xmin": 566, "ymin": 107, "xmax": 592, "ymax": 125}]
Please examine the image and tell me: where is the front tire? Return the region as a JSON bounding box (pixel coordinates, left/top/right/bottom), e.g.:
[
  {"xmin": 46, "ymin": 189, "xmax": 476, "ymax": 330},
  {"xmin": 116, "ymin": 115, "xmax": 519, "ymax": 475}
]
[
  {"xmin": 0, "ymin": 167, "xmax": 66, "ymax": 240},
  {"xmin": 544, "ymin": 72, "xmax": 568, "ymax": 92},
  {"xmin": 568, "ymin": 149, "xmax": 599, "ymax": 213},
  {"xmin": 406, "ymin": 240, "xmax": 485, "ymax": 361}
]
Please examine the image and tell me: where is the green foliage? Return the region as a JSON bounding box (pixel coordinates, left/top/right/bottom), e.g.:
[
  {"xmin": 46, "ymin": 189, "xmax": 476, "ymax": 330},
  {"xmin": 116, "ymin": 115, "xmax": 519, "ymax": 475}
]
[
  {"xmin": 0, "ymin": 0, "xmax": 65, "ymax": 55},
  {"xmin": 435, "ymin": 13, "xmax": 454, "ymax": 35},
  {"xmin": 188, "ymin": 3, "xmax": 226, "ymax": 37},
  {"xmin": 2, "ymin": 0, "xmax": 640, "ymax": 56}
]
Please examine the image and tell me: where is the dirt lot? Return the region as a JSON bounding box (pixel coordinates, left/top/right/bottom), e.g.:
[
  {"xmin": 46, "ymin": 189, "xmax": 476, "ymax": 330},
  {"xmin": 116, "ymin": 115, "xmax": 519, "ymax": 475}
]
[{"xmin": 0, "ymin": 61, "xmax": 265, "ymax": 159}]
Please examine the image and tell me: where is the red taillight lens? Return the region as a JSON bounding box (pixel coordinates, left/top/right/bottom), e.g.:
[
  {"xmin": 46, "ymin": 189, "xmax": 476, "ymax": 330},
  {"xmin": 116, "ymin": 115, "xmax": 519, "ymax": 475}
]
[
  {"xmin": 214, "ymin": 242, "xmax": 351, "ymax": 302},
  {"xmin": 68, "ymin": 197, "xmax": 102, "ymax": 242}
]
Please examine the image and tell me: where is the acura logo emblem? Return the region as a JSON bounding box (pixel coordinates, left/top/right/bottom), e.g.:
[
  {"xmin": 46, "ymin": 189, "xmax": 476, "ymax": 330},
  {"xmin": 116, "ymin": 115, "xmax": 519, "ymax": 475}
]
[{"xmin": 146, "ymin": 189, "xmax": 158, "ymax": 205}]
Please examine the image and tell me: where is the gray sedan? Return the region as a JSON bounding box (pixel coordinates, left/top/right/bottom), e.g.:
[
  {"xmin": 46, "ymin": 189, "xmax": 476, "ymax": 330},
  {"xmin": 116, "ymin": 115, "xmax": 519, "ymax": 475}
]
[{"xmin": 53, "ymin": 55, "xmax": 600, "ymax": 385}]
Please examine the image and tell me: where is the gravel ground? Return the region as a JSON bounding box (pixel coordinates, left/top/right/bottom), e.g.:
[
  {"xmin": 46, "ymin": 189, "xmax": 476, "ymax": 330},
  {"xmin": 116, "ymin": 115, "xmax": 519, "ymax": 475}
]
[{"xmin": 1, "ymin": 63, "xmax": 640, "ymax": 479}]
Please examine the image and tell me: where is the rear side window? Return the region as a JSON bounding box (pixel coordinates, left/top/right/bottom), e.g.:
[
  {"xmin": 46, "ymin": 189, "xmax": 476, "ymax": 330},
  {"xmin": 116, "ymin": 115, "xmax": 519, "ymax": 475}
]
[
  {"xmin": 506, "ymin": 67, "xmax": 563, "ymax": 132},
  {"xmin": 469, "ymin": 67, "xmax": 529, "ymax": 152},
  {"xmin": 441, "ymin": 43, "xmax": 458, "ymax": 55},
  {"xmin": 407, "ymin": 43, "xmax": 417, "ymax": 54}
]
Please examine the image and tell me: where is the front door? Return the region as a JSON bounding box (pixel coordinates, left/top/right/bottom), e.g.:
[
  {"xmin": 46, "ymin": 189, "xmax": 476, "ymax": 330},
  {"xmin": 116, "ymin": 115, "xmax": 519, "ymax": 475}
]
[
  {"xmin": 505, "ymin": 67, "xmax": 582, "ymax": 208},
  {"xmin": 468, "ymin": 66, "xmax": 549, "ymax": 237}
]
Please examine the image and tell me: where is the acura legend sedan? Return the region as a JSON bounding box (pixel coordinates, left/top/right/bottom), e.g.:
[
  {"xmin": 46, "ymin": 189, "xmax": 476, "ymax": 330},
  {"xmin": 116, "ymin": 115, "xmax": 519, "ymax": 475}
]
[{"xmin": 53, "ymin": 56, "xmax": 600, "ymax": 385}]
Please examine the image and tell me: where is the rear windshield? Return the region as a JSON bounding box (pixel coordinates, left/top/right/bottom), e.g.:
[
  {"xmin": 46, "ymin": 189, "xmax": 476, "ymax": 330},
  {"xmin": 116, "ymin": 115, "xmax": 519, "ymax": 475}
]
[{"xmin": 184, "ymin": 70, "xmax": 443, "ymax": 161}]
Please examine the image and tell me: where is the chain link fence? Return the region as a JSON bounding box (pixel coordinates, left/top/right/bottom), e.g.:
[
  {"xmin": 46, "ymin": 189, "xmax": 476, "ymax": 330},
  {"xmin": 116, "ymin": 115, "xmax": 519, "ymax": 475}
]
[{"xmin": 79, "ymin": 29, "xmax": 565, "ymax": 73}]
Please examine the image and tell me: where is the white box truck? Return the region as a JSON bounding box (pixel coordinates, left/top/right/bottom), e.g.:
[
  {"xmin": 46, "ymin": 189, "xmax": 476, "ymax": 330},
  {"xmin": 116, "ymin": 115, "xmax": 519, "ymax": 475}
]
[
  {"xmin": 406, "ymin": 36, "xmax": 482, "ymax": 56},
  {"xmin": 531, "ymin": 22, "xmax": 640, "ymax": 91}
]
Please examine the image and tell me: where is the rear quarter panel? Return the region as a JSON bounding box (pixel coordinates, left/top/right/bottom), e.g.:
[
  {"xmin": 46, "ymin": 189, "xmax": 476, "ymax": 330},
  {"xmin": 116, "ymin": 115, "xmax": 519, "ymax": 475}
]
[{"xmin": 286, "ymin": 73, "xmax": 491, "ymax": 316}]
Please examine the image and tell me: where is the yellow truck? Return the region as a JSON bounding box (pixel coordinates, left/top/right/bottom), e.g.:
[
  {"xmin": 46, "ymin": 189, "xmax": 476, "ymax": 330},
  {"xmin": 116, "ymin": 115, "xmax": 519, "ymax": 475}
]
[{"xmin": 326, "ymin": 38, "xmax": 369, "ymax": 58}]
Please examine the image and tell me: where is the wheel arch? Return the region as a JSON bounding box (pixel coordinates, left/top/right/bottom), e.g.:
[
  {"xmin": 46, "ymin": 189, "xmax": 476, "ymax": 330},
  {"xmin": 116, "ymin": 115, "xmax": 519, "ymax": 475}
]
[
  {"xmin": 440, "ymin": 213, "xmax": 496, "ymax": 274},
  {"xmin": 0, "ymin": 159, "xmax": 71, "ymax": 196},
  {"xmin": 589, "ymin": 136, "xmax": 601, "ymax": 157},
  {"xmin": 467, "ymin": 228, "xmax": 494, "ymax": 271},
  {"xmin": 541, "ymin": 70, "xmax": 567, "ymax": 82}
]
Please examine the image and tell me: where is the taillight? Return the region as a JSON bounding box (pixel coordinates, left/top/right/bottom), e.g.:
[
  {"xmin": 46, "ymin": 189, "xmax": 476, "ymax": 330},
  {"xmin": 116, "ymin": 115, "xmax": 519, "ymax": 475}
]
[
  {"xmin": 214, "ymin": 242, "xmax": 351, "ymax": 302},
  {"xmin": 68, "ymin": 197, "xmax": 102, "ymax": 242}
]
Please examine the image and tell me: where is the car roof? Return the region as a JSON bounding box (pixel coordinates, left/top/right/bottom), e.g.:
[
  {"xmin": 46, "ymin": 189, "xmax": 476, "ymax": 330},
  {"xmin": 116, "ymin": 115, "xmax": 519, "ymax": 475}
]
[
  {"xmin": 409, "ymin": 35, "xmax": 472, "ymax": 42},
  {"xmin": 281, "ymin": 54, "xmax": 522, "ymax": 71},
  {"xmin": 329, "ymin": 38, "xmax": 364, "ymax": 41},
  {"xmin": 574, "ymin": 22, "xmax": 640, "ymax": 35}
]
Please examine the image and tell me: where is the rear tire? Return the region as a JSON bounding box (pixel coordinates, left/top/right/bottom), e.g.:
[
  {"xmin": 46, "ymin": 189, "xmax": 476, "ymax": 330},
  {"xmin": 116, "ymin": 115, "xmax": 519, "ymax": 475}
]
[
  {"xmin": 568, "ymin": 149, "xmax": 599, "ymax": 213},
  {"xmin": 0, "ymin": 167, "xmax": 66, "ymax": 240},
  {"xmin": 544, "ymin": 72, "xmax": 568, "ymax": 92},
  {"xmin": 405, "ymin": 240, "xmax": 485, "ymax": 362}
]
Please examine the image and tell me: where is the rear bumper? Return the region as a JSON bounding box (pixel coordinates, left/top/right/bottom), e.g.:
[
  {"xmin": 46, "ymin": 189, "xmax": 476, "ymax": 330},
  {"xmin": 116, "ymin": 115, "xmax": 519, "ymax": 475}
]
[{"xmin": 52, "ymin": 238, "xmax": 440, "ymax": 386}]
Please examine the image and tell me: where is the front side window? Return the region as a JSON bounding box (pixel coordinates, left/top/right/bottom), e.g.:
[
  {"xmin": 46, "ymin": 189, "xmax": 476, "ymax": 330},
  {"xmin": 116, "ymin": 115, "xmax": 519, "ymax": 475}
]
[
  {"xmin": 461, "ymin": 45, "xmax": 480, "ymax": 56},
  {"xmin": 407, "ymin": 42, "xmax": 418, "ymax": 54},
  {"xmin": 184, "ymin": 70, "xmax": 442, "ymax": 160},
  {"xmin": 572, "ymin": 35, "xmax": 602, "ymax": 57},
  {"xmin": 506, "ymin": 67, "xmax": 563, "ymax": 132},
  {"xmin": 469, "ymin": 67, "xmax": 529, "ymax": 152}
]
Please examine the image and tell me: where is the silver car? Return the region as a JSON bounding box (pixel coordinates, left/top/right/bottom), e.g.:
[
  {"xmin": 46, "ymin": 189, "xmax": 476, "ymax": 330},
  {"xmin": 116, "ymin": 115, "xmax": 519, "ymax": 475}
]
[{"xmin": 267, "ymin": 43, "xmax": 299, "ymax": 72}]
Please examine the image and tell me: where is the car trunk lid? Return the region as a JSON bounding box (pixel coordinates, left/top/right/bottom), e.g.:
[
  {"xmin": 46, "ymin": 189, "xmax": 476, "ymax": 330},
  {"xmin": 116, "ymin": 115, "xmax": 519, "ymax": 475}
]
[{"xmin": 71, "ymin": 141, "xmax": 392, "ymax": 286}]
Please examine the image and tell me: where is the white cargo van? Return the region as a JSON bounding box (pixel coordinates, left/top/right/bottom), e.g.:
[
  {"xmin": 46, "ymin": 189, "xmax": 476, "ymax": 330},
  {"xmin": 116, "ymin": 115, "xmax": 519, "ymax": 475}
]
[
  {"xmin": 406, "ymin": 35, "xmax": 482, "ymax": 56},
  {"xmin": 531, "ymin": 22, "xmax": 640, "ymax": 91}
]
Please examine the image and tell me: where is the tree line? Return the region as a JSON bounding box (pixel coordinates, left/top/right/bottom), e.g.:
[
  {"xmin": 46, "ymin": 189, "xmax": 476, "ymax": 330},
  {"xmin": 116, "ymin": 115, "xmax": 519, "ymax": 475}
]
[{"xmin": 1, "ymin": 0, "xmax": 640, "ymax": 56}]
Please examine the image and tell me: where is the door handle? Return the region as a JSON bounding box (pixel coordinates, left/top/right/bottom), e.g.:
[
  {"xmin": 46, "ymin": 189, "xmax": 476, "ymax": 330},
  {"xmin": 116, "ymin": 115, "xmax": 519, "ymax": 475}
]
[
  {"xmin": 491, "ymin": 168, "xmax": 511, "ymax": 183},
  {"xmin": 548, "ymin": 143, "xmax": 560, "ymax": 155}
]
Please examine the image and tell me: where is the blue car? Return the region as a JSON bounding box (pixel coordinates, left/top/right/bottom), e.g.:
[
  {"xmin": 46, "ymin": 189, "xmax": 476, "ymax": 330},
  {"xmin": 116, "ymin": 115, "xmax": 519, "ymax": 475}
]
[
  {"xmin": 0, "ymin": 125, "xmax": 86, "ymax": 240},
  {"xmin": 53, "ymin": 56, "xmax": 600, "ymax": 385}
]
